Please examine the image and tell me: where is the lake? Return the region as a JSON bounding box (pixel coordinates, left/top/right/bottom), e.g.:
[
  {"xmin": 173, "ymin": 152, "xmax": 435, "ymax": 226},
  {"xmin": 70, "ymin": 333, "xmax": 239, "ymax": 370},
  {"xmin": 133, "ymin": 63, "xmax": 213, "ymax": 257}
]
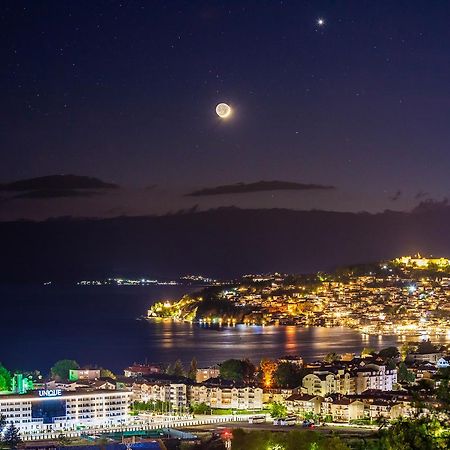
[{"xmin": 0, "ymin": 284, "xmax": 442, "ymax": 373}]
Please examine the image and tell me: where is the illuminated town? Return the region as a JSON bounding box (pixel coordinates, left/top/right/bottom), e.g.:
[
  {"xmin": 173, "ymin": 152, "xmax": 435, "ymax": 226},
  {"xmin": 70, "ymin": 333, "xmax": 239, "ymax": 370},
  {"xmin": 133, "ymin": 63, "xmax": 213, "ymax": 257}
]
[
  {"xmin": 149, "ymin": 255, "xmax": 450, "ymax": 339},
  {"xmin": 1, "ymin": 339, "xmax": 450, "ymax": 448}
]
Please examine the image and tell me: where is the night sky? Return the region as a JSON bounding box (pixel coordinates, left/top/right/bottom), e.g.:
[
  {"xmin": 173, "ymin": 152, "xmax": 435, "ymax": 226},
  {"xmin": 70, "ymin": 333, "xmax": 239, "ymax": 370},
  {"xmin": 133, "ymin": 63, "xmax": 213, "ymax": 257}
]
[{"xmin": 2, "ymin": 0, "xmax": 450, "ymax": 220}]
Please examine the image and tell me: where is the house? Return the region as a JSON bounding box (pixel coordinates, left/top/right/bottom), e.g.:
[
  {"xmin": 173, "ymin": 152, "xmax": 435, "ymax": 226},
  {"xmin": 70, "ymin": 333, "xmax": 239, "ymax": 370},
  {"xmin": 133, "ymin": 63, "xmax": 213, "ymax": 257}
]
[
  {"xmin": 69, "ymin": 369, "xmax": 101, "ymax": 381},
  {"xmin": 278, "ymin": 355, "xmax": 304, "ymax": 367},
  {"xmin": 285, "ymin": 393, "xmax": 323, "ymax": 416},
  {"xmin": 321, "ymin": 396, "xmax": 351, "ymax": 422},
  {"xmin": 124, "ymin": 364, "xmax": 162, "ymax": 377},
  {"xmin": 368, "ymin": 401, "xmax": 391, "ymax": 421},
  {"xmin": 196, "ymin": 366, "xmax": 220, "ymax": 383},
  {"xmin": 436, "ymin": 357, "xmax": 450, "ymax": 369},
  {"xmin": 348, "ymin": 400, "xmax": 369, "ymax": 421},
  {"xmin": 263, "ymin": 388, "xmax": 295, "ymax": 404}
]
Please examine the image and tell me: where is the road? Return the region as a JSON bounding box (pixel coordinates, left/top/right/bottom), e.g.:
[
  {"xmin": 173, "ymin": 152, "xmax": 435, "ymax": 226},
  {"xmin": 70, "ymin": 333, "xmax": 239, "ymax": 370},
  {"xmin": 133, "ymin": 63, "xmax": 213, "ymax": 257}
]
[{"xmin": 180, "ymin": 421, "xmax": 378, "ymax": 438}]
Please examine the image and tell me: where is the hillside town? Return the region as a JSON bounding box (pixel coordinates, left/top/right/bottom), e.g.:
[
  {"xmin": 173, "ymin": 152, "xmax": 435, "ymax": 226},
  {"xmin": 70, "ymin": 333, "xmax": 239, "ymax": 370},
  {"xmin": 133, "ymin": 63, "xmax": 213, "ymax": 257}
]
[{"xmin": 149, "ymin": 255, "xmax": 450, "ymax": 337}]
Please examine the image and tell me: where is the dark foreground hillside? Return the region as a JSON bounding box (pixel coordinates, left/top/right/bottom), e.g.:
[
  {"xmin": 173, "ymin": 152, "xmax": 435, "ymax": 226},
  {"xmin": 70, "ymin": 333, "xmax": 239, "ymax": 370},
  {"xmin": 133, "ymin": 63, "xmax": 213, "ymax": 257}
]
[{"xmin": 1, "ymin": 206, "xmax": 450, "ymax": 282}]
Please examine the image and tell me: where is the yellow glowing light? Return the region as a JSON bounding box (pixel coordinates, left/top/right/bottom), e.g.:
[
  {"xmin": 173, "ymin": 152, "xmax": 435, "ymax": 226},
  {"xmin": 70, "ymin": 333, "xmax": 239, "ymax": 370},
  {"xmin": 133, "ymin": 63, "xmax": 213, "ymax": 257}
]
[{"xmin": 216, "ymin": 103, "xmax": 232, "ymax": 118}]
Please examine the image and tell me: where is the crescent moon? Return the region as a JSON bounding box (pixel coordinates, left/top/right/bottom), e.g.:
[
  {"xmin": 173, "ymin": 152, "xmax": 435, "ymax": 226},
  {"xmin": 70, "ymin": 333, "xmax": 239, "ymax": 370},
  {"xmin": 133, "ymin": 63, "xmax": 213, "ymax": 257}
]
[{"xmin": 216, "ymin": 103, "xmax": 232, "ymax": 118}]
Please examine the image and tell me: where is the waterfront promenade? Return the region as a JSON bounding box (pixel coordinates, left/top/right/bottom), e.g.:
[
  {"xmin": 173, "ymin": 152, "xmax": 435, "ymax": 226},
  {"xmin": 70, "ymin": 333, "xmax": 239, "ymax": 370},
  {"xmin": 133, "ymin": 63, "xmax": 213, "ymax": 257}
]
[{"xmin": 22, "ymin": 414, "xmax": 253, "ymax": 441}]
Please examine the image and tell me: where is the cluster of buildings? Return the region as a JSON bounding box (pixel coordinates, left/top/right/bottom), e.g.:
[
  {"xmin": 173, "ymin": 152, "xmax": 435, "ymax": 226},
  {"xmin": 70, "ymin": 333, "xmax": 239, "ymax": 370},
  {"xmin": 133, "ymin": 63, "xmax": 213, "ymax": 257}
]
[
  {"xmin": 165, "ymin": 255, "xmax": 450, "ymax": 336},
  {"xmin": 0, "ymin": 364, "xmax": 262, "ymax": 437},
  {"xmin": 301, "ymin": 363, "xmax": 397, "ymax": 397},
  {"xmin": 285, "ymin": 391, "xmax": 415, "ymax": 423},
  {"xmin": 1, "ymin": 341, "xmax": 449, "ymax": 436}
]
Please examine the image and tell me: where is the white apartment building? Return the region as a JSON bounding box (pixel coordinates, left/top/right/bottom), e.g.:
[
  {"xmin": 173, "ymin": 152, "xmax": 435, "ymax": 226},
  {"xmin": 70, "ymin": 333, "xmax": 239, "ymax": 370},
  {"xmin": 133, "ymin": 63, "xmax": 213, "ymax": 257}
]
[
  {"xmin": 355, "ymin": 365, "xmax": 397, "ymax": 394},
  {"xmin": 132, "ymin": 382, "xmax": 188, "ymax": 411},
  {"xmin": 189, "ymin": 384, "xmax": 263, "ymax": 410},
  {"xmin": 302, "ymin": 371, "xmax": 354, "ymax": 396},
  {"xmin": 0, "ymin": 389, "xmax": 131, "ymax": 434},
  {"xmin": 302, "ymin": 365, "xmax": 397, "ymax": 396},
  {"xmin": 195, "ymin": 366, "xmax": 220, "ymax": 383}
]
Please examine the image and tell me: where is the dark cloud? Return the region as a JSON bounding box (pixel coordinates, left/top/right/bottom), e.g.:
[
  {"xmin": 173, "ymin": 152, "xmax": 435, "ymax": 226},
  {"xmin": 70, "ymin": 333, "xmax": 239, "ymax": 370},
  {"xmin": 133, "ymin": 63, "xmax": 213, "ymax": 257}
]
[
  {"xmin": 389, "ymin": 190, "xmax": 402, "ymax": 201},
  {"xmin": 412, "ymin": 198, "xmax": 449, "ymax": 214},
  {"xmin": 186, "ymin": 180, "xmax": 335, "ymax": 197},
  {"xmin": 415, "ymin": 190, "xmax": 429, "ymax": 199},
  {"xmin": 0, "ymin": 174, "xmax": 118, "ymax": 191},
  {"xmin": 0, "ymin": 174, "xmax": 118, "ymax": 201},
  {"xmin": 13, "ymin": 189, "xmax": 100, "ymax": 199}
]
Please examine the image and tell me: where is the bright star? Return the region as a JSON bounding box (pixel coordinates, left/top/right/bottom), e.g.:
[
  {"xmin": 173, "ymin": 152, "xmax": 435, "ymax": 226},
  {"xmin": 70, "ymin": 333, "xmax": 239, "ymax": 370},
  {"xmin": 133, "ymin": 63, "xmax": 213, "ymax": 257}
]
[{"xmin": 317, "ymin": 18, "xmax": 325, "ymax": 26}]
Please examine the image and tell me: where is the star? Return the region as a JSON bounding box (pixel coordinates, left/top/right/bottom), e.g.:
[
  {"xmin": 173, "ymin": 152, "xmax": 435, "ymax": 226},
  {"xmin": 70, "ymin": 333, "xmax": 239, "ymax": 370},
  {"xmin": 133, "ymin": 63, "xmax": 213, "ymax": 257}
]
[{"xmin": 317, "ymin": 18, "xmax": 325, "ymax": 26}]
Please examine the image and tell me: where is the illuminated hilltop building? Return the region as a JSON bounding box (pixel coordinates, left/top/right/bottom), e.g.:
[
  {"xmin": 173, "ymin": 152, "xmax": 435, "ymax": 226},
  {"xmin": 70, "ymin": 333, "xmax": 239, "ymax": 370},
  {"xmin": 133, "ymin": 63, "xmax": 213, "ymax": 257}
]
[{"xmin": 394, "ymin": 254, "xmax": 450, "ymax": 269}]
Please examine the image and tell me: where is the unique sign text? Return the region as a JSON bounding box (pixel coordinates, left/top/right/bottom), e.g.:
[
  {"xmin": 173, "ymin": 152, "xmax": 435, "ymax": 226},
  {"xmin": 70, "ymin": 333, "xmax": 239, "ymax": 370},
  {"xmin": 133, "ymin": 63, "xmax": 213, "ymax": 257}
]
[{"xmin": 38, "ymin": 389, "xmax": 62, "ymax": 397}]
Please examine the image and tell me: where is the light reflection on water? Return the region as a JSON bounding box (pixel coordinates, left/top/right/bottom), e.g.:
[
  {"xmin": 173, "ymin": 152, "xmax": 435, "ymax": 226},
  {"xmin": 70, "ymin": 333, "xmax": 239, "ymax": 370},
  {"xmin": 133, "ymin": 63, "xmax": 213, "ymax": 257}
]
[
  {"xmin": 2, "ymin": 283, "xmax": 450, "ymax": 372},
  {"xmin": 144, "ymin": 321, "xmax": 412, "ymax": 366}
]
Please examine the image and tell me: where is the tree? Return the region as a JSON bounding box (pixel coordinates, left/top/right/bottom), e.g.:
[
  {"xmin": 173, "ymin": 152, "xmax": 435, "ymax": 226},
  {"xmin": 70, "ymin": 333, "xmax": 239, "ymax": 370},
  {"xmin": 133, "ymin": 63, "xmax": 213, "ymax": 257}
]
[
  {"xmin": 188, "ymin": 357, "xmax": 198, "ymax": 381},
  {"xmin": 241, "ymin": 359, "xmax": 256, "ymax": 382},
  {"xmin": 378, "ymin": 346, "xmax": 399, "ymax": 359},
  {"xmin": 400, "ymin": 343, "xmax": 415, "ymax": 361},
  {"xmin": 273, "ymin": 362, "xmax": 301, "ymax": 388},
  {"xmin": 166, "ymin": 363, "xmax": 174, "ymax": 375},
  {"xmin": 260, "ymin": 359, "xmax": 278, "ymax": 388},
  {"xmin": 3, "ymin": 423, "xmax": 21, "ymax": 449},
  {"xmin": 100, "ymin": 368, "xmax": 116, "ymax": 379},
  {"xmin": 398, "ymin": 362, "xmax": 415, "ymax": 383},
  {"xmin": 436, "ymin": 368, "xmax": 450, "ymax": 411},
  {"xmin": 50, "ymin": 360, "xmax": 79, "ymax": 381},
  {"xmin": 220, "ymin": 359, "xmax": 243, "ymax": 381},
  {"xmin": 173, "ymin": 359, "xmax": 185, "ymax": 377},
  {"xmin": 230, "ymin": 429, "xmax": 351, "ymax": 450},
  {"xmin": 379, "ymin": 417, "xmax": 450, "ymax": 450},
  {"xmin": 324, "ymin": 352, "xmax": 341, "ymax": 364},
  {"xmin": 415, "ymin": 378, "xmax": 434, "ymax": 393},
  {"xmin": 269, "ymin": 401, "xmax": 287, "ymax": 418},
  {"xmin": 361, "ymin": 347, "xmax": 376, "ymax": 358},
  {"xmin": 220, "ymin": 359, "xmax": 255, "ymax": 382},
  {"xmin": 190, "ymin": 402, "xmax": 210, "ymax": 415},
  {"xmin": 0, "ymin": 364, "xmax": 12, "ymax": 392}
]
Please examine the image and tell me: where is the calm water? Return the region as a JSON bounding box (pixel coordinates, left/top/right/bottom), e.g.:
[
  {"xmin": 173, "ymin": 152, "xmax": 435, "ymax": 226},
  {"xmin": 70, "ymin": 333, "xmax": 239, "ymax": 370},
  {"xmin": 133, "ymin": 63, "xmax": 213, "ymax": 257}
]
[{"xmin": 0, "ymin": 284, "xmax": 440, "ymax": 373}]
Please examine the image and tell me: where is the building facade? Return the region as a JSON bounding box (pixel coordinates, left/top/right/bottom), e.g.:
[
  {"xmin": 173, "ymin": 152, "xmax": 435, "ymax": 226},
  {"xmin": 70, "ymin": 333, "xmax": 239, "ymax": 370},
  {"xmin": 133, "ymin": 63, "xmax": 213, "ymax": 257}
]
[
  {"xmin": 189, "ymin": 384, "xmax": 263, "ymax": 410},
  {"xmin": 0, "ymin": 389, "xmax": 131, "ymax": 434}
]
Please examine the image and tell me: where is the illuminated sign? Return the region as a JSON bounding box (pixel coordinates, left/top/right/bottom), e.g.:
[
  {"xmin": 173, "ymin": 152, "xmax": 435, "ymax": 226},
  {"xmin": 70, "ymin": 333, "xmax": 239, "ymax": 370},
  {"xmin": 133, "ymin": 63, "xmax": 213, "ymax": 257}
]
[{"xmin": 38, "ymin": 389, "xmax": 62, "ymax": 398}]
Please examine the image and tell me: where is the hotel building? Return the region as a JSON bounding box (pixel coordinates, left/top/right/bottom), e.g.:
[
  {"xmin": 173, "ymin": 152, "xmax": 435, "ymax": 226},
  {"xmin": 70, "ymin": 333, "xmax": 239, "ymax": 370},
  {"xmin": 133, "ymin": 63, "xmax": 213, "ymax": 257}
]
[{"xmin": 0, "ymin": 389, "xmax": 131, "ymax": 434}]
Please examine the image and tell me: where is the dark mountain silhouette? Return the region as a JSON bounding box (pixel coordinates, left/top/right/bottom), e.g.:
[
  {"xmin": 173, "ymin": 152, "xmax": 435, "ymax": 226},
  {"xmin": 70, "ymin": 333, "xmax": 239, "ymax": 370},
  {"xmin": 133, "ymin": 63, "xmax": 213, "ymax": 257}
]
[
  {"xmin": 1, "ymin": 206, "xmax": 450, "ymax": 282},
  {"xmin": 187, "ymin": 180, "xmax": 335, "ymax": 196}
]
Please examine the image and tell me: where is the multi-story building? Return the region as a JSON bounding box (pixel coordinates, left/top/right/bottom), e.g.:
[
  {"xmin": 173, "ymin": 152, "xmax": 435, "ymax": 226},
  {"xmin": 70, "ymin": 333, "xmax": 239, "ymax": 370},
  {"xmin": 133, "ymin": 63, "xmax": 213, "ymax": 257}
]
[
  {"xmin": 355, "ymin": 365, "xmax": 397, "ymax": 394},
  {"xmin": 0, "ymin": 389, "xmax": 131, "ymax": 434},
  {"xmin": 302, "ymin": 365, "xmax": 397, "ymax": 396},
  {"xmin": 133, "ymin": 379, "xmax": 262, "ymax": 411},
  {"xmin": 189, "ymin": 383, "xmax": 263, "ymax": 410},
  {"xmin": 285, "ymin": 394, "xmax": 322, "ymax": 416},
  {"xmin": 195, "ymin": 366, "xmax": 220, "ymax": 383},
  {"xmin": 132, "ymin": 382, "xmax": 188, "ymax": 411}
]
